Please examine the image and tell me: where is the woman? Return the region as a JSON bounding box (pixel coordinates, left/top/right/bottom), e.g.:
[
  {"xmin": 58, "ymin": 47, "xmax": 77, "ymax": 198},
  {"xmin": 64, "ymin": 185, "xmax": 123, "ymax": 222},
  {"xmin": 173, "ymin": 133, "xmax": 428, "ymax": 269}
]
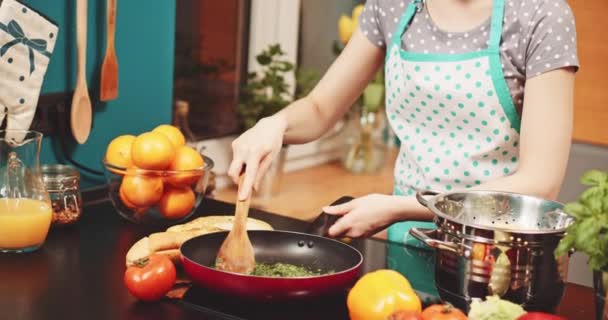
[{"xmin": 228, "ymin": 0, "xmax": 578, "ymax": 244}]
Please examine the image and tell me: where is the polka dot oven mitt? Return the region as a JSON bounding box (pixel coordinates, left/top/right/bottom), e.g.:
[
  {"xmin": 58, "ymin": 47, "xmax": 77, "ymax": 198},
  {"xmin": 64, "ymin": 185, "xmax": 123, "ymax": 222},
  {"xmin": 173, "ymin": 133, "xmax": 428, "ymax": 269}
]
[{"xmin": 0, "ymin": 0, "xmax": 58, "ymax": 138}]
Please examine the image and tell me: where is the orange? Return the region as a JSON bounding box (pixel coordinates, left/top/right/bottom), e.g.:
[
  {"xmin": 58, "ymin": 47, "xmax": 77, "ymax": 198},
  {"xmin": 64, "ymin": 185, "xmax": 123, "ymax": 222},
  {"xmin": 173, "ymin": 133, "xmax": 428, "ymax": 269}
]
[
  {"xmin": 157, "ymin": 186, "xmax": 196, "ymax": 220},
  {"xmin": 131, "ymin": 132, "xmax": 175, "ymax": 170},
  {"xmin": 152, "ymin": 124, "xmax": 186, "ymax": 149},
  {"xmin": 166, "ymin": 146, "xmax": 205, "ymax": 187},
  {"xmin": 119, "ymin": 184, "xmax": 138, "ymax": 209},
  {"xmin": 120, "ymin": 170, "xmax": 164, "ymax": 207},
  {"xmin": 105, "ymin": 135, "xmax": 136, "ymax": 170}
]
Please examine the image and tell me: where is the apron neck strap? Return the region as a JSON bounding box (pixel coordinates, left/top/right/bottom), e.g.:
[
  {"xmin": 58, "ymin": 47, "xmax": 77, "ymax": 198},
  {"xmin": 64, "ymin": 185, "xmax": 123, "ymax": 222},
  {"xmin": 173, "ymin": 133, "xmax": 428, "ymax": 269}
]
[
  {"xmin": 391, "ymin": 0, "xmax": 423, "ymax": 46},
  {"xmin": 488, "ymin": 0, "xmax": 506, "ymax": 52},
  {"xmin": 392, "ymin": 0, "xmax": 506, "ymax": 52}
]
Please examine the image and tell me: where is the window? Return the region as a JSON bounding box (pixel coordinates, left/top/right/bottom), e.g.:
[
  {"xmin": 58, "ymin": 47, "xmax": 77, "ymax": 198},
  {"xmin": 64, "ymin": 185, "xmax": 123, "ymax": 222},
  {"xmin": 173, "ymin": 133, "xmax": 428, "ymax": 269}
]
[{"xmin": 173, "ymin": 0, "xmax": 250, "ymax": 140}]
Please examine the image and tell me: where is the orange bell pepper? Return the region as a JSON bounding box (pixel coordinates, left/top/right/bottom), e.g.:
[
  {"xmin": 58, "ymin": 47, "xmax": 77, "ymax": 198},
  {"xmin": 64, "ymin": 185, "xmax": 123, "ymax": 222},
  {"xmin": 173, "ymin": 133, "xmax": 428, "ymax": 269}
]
[{"xmin": 347, "ymin": 269, "xmax": 422, "ymax": 320}]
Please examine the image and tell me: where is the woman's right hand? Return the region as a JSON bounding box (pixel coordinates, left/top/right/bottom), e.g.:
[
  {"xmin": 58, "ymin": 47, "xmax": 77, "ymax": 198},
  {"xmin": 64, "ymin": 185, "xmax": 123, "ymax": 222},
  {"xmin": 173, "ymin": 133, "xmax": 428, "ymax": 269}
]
[{"xmin": 228, "ymin": 115, "xmax": 288, "ymax": 200}]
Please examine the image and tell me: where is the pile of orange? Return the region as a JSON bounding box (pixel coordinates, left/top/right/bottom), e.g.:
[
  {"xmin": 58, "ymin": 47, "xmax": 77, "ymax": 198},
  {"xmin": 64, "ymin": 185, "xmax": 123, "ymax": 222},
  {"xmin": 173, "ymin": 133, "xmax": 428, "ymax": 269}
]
[{"xmin": 105, "ymin": 125, "xmax": 205, "ymax": 220}]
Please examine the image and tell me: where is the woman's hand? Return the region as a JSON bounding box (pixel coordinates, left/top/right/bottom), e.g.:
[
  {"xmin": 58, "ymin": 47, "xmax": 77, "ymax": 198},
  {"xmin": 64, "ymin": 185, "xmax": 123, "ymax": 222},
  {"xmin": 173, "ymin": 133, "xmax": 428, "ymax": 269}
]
[
  {"xmin": 323, "ymin": 194, "xmax": 402, "ymax": 238},
  {"xmin": 228, "ymin": 115, "xmax": 287, "ymax": 200}
]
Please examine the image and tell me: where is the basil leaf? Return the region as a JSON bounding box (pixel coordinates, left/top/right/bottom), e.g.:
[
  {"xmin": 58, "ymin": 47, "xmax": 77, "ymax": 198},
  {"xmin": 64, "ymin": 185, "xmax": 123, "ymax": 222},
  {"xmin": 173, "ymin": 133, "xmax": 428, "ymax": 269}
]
[
  {"xmin": 574, "ymin": 218, "xmax": 601, "ymax": 250},
  {"xmin": 580, "ymin": 170, "xmax": 608, "ymax": 186},
  {"xmin": 555, "ymin": 232, "xmax": 575, "ymax": 258},
  {"xmin": 581, "ymin": 187, "xmax": 604, "ymax": 213},
  {"xmin": 564, "ymin": 202, "xmax": 591, "ymax": 219}
]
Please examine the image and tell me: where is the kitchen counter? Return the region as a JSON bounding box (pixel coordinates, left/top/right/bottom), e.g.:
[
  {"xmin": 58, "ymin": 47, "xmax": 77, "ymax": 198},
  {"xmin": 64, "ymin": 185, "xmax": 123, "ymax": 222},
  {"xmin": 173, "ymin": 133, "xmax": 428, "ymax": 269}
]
[
  {"xmin": 212, "ymin": 149, "xmax": 398, "ymax": 222},
  {"xmin": 0, "ymin": 194, "xmax": 596, "ymax": 320}
]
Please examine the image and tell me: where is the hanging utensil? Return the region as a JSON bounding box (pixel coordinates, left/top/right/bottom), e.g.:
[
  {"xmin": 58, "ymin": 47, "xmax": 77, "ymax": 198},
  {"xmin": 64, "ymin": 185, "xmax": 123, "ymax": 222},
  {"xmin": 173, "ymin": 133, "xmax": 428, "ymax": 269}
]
[
  {"xmin": 70, "ymin": 0, "xmax": 92, "ymax": 144},
  {"xmin": 215, "ymin": 169, "xmax": 256, "ymax": 274},
  {"xmin": 100, "ymin": 0, "xmax": 118, "ymax": 101}
]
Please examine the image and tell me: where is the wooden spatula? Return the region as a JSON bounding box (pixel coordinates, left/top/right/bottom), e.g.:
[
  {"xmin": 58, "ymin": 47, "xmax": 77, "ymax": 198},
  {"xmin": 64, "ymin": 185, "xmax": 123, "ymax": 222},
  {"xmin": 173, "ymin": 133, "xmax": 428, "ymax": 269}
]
[
  {"xmin": 215, "ymin": 171, "xmax": 255, "ymax": 274},
  {"xmin": 100, "ymin": 0, "xmax": 118, "ymax": 101},
  {"xmin": 71, "ymin": 0, "xmax": 93, "ymax": 144}
]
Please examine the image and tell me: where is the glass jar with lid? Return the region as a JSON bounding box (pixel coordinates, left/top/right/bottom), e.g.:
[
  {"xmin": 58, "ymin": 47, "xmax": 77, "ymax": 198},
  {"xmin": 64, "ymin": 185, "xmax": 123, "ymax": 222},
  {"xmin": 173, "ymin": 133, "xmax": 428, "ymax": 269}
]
[{"xmin": 41, "ymin": 165, "xmax": 82, "ymax": 226}]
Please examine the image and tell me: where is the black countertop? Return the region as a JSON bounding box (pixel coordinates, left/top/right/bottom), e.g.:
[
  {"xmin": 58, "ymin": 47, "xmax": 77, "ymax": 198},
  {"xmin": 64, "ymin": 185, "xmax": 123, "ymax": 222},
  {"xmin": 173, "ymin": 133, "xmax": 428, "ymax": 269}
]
[
  {"xmin": 0, "ymin": 194, "xmax": 595, "ymax": 320},
  {"xmin": 0, "ymin": 195, "xmax": 396, "ymax": 320}
]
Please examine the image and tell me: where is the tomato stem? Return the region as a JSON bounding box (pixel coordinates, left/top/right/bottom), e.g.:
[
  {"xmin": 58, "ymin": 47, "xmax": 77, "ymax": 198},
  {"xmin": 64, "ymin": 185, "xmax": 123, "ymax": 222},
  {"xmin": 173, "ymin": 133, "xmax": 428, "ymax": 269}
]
[
  {"xmin": 133, "ymin": 257, "xmax": 150, "ymax": 268},
  {"xmin": 442, "ymin": 303, "xmax": 454, "ymax": 313}
]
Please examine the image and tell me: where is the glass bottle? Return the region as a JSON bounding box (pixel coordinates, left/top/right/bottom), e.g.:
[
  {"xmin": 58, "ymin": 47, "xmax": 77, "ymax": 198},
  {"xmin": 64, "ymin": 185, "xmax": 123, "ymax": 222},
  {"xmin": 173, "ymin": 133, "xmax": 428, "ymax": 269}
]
[{"xmin": 0, "ymin": 130, "xmax": 52, "ymax": 253}]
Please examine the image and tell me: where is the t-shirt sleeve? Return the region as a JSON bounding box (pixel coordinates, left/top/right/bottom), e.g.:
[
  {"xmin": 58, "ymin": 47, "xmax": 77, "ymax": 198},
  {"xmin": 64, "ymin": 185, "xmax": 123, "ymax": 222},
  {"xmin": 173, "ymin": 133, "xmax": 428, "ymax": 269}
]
[
  {"xmin": 524, "ymin": 0, "xmax": 580, "ymax": 79},
  {"xmin": 358, "ymin": 0, "xmax": 387, "ymax": 48}
]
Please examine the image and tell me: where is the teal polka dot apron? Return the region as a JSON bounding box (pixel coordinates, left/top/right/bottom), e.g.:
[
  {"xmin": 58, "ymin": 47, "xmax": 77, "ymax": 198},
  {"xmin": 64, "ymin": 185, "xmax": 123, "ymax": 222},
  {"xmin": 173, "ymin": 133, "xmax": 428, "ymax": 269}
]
[{"xmin": 385, "ymin": 0, "xmax": 521, "ymax": 247}]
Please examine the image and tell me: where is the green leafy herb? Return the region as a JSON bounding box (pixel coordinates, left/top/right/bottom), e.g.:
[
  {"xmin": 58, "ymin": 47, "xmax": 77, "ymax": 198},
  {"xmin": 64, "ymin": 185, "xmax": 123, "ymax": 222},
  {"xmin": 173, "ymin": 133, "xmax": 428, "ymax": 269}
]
[
  {"xmin": 555, "ymin": 170, "xmax": 608, "ymax": 271},
  {"xmin": 251, "ymin": 263, "xmax": 329, "ymax": 277},
  {"xmin": 212, "ymin": 261, "xmax": 331, "ymax": 277}
]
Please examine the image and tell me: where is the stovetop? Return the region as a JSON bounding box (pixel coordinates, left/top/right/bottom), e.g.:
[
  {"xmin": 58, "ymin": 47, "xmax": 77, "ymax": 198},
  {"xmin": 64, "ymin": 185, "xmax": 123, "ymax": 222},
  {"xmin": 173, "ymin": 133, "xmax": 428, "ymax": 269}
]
[{"xmin": 178, "ymin": 197, "xmax": 440, "ymax": 320}]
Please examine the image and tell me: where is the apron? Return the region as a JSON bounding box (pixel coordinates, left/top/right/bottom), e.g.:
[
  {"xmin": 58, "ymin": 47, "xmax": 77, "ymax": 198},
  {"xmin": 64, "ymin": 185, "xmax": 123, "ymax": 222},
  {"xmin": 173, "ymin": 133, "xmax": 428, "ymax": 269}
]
[{"xmin": 385, "ymin": 0, "xmax": 521, "ymax": 247}]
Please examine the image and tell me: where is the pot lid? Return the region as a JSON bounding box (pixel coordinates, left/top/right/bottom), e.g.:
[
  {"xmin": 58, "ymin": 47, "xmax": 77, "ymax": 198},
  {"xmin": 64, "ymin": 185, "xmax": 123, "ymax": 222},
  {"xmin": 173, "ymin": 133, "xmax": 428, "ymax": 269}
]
[{"xmin": 421, "ymin": 191, "xmax": 575, "ymax": 234}]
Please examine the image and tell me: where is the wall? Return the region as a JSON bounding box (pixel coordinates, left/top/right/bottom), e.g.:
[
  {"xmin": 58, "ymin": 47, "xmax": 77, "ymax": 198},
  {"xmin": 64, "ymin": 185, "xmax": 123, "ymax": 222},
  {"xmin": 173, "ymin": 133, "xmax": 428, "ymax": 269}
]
[
  {"xmin": 21, "ymin": 0, "xmax": 175, "ymax": 188},
  {"xmin": 299, "ymin": 0, "xmax": 359, "ymax": 73},
  {"xmin": 569, "ymin": 0, "xmax": 608, "ymax": 146}
]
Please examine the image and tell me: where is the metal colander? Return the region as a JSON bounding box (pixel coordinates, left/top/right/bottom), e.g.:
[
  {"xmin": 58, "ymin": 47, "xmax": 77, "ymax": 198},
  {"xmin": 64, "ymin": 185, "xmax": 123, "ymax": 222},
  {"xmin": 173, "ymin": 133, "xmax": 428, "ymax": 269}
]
[{"xmin": 417, "ymin": 190, "xmax": 575, "ymax": 234}]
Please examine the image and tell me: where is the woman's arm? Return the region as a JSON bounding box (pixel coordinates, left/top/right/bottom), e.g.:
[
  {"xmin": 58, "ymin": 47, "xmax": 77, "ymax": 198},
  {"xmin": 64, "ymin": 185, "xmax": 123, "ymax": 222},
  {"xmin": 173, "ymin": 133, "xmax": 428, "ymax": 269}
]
[
  {"xmin": 468, "ymin": 68, "xmax": 575, "ymax": 199},
  {"xmin": 277, "ymin": 29, "xmax": 385, "ymax": 144},
  {"xmin": 228, "ymin": 29, "xmax": 384, "ymax": 199}
]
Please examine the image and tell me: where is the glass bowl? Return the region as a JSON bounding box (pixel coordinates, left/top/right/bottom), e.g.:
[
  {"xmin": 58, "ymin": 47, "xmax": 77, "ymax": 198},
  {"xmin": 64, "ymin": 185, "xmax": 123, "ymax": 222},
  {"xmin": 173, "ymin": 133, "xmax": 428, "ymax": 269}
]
[{"xmin": 102, "ymin": 154, "xmax": 214, "ymax": 225}]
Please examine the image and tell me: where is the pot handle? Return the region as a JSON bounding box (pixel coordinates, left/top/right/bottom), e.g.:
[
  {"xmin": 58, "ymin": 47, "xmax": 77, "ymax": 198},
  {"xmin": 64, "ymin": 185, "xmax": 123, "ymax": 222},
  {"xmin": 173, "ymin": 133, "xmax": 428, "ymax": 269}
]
[
  {"xmin": 409, "ymin": 228, "xmax": 459, "ymax": 254},
  {"xmin": 415, "ymin": 190, "xmax": 439, "ymax": 208}
]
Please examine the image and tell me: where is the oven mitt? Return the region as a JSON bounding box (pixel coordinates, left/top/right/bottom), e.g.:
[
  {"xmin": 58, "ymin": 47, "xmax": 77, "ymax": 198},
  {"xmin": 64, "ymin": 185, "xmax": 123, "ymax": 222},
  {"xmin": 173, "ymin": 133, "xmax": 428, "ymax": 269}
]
[{"xmin": 0, "ymin": 0, "xmax": 57, "ymax": 140}]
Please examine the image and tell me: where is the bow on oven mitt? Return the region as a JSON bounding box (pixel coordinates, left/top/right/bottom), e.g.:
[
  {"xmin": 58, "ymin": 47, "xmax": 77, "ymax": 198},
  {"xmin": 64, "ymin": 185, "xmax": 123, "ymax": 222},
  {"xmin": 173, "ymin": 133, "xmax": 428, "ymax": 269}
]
[{"xmin": 0, "ymin": 0, "xmax": 57, "ymax": 139}]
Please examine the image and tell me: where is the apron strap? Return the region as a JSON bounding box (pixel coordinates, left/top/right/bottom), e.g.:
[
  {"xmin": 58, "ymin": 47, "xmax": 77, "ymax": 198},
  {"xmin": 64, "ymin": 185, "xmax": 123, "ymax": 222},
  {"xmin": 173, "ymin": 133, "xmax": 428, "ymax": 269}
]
[
  {"xmin": 391, "ymin": 0, "xmax": 423, "ymax": 47},
  {"xmin": 488, "ymin": 0, "xmax": 506, "ymax": 53},
  {"xmin": 393, "ymin": 0, "xmax": 506, "ymax": 53}
]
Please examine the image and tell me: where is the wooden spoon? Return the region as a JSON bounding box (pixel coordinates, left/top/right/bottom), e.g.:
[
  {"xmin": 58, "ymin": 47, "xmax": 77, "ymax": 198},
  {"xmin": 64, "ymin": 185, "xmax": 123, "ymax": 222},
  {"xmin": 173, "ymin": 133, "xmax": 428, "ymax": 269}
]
[
  {"xmin": 71, "ymin": 0, "xmax": 93, "ymax": 144},
  {"xmin": 215, "ymin": 171, "xmax": 255, "ymax": 274},
  {"xmin": 100, "ymin": 0, "xmax": 118, "ymax": 101}
]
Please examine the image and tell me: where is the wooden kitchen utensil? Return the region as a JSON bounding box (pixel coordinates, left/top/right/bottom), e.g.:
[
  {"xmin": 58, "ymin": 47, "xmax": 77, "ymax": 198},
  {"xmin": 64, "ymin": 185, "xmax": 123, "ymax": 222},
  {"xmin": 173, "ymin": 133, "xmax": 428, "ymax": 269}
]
[
  {"xmin": 100, "ymin": 0, "xmax": 118, "ymax": 101},
  {"xmin": 215, "ymin": 171, "xmax": 256, "ymax": 274},
  {"xmin": 71, "ymin": 0, "xmax": 93, "ymax": 144}
]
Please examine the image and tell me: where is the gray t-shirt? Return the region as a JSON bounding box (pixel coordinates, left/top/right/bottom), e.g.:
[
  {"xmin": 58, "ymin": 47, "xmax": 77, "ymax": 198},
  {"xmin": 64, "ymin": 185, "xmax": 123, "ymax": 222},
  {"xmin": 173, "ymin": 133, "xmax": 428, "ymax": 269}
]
[{"xmin": 359, "ymin": 0, "xmax": 580, "ymax": 113}]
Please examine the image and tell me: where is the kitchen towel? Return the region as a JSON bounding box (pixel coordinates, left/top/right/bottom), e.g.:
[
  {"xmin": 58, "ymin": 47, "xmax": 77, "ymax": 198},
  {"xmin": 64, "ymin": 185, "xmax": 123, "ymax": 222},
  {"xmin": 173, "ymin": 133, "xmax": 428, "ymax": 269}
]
[{"xmin": 0, "ymin": 0, "xmax": 57, "ymax": 139}]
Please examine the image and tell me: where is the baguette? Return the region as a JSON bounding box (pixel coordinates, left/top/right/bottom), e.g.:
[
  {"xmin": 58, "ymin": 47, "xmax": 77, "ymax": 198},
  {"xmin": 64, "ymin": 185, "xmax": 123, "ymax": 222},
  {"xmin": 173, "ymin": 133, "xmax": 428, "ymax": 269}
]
[{"xmin": 125, "ymin": 216, "xmax": 273, "ymax": 267}]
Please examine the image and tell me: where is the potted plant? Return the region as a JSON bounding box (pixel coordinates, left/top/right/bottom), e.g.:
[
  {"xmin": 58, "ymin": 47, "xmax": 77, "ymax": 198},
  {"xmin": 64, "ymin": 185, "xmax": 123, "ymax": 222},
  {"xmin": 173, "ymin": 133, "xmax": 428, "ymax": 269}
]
[
  {"xmin": 236, "ymin": 44, "xmax": 318, "ymax": 198},
  {"xmin": 336, "ymin": 4, "xmax": 388, "ymax": 174},
  {"xmin": 555, "ymin": 169, "xmax": 608, "ymax": 320}
]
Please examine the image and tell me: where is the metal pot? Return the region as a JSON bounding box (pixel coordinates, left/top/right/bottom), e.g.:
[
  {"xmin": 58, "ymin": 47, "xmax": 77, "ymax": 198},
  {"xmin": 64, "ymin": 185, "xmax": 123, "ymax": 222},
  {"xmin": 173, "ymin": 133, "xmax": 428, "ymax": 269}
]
[{"xmin": 410, "ymin": 190, "xmax": 575, "ymax": 313}]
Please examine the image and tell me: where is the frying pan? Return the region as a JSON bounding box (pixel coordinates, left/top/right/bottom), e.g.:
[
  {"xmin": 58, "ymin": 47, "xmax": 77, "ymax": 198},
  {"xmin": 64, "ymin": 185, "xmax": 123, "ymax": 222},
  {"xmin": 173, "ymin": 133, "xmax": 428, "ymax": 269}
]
[{"xmin": 180, "ymin": 198, "xmax": 363, "ymax": 301}]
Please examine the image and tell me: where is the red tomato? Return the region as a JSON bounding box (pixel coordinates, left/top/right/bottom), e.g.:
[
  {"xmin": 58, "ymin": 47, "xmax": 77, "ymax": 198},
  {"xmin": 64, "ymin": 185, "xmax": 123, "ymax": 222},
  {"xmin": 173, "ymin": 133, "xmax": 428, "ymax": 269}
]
[
  {"xmin": 517, "ymin": 312, "xmax": 566, "ymax": 320},
  {"xmin": 124, "ymin": 254, "xmax": 176, "ymax": 302},
  {"xmin": 388, "ymin": 310, "xmax": 423, "ymax": 320},
  {"xmin": 421, "ymin": 304, "xmax": 468, "ymax": 320}
]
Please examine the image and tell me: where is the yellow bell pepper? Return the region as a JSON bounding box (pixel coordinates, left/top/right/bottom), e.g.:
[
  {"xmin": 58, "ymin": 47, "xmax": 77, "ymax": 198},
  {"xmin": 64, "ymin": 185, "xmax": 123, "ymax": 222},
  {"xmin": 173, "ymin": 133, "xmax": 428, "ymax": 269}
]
[
  {"xmin": 338, "ymin": 4, "xmax": 365, "ymax": 45},
  {"xmin": 347, "ymin": 269, "xmax": 422, "ymax": 320},
  {"xmin": 338, "ymin": 15, "xmax": 355, "ymax": 45},
  {"xmin": 352, "ymin": 4, "xmax": 364, "ymax": 25}
]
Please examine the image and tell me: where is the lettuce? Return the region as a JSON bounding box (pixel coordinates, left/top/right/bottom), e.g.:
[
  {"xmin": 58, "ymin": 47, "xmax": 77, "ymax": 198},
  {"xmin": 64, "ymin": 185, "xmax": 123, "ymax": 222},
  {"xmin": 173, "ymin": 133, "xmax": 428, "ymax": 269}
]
[{"xmin": 468, "ymin": 296, "xmax": 526, "ymax": 320}]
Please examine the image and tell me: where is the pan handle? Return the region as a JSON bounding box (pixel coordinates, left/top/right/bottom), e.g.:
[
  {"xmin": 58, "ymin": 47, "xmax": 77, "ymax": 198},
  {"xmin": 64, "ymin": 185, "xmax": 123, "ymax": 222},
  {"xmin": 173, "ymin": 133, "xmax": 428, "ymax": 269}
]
[
  {"xmin": 416, "ymin": 190, "xmax": 439, "ymax": 208},
  {"xmin": 409, "ymin": 228, "xmax": 460, "ymax": 254},
  {"xmin": 307, "ymin": 196, "xmax": 354, "ymax": 237}
]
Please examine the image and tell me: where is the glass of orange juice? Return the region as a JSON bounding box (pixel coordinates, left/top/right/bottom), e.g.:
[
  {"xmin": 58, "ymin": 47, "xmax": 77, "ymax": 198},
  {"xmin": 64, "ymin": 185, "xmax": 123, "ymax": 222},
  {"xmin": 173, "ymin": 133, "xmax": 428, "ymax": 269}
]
[{"xmin": 0, "ymin": 130, "xmax": 52, "ymax": 253}]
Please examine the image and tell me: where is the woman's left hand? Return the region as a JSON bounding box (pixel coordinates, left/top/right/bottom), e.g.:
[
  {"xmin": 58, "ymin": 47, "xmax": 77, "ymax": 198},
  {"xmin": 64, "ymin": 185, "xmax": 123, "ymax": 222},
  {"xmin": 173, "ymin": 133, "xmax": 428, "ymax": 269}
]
[{"xmin": 323, "ymin": 194, "xmax": 400, "ymax": 238}]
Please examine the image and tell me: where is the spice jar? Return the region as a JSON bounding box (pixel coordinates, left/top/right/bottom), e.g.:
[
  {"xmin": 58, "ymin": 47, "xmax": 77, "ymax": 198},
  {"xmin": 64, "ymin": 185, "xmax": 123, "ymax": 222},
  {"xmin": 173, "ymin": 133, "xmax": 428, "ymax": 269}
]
[{"xmin": 41, "ymin": 165, "xmax": 83, "ymax": 226}]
